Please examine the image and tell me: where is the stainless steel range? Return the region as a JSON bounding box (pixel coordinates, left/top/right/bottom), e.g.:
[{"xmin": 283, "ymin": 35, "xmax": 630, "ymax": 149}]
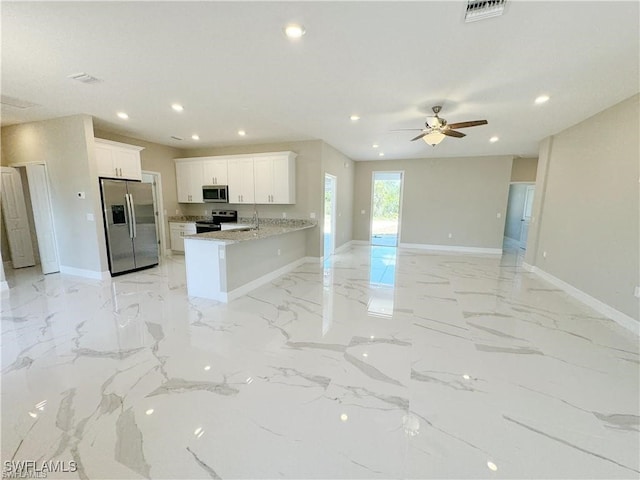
[{"xmin": 195, "ymin": 210, "xmax": 237, "ymax": 233}]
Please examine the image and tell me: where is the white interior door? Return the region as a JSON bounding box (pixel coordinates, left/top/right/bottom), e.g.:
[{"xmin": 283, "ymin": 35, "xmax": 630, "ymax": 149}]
[
  {"xmin": 1, "ymin": 166, "xmax": 36, "ymax": 268},
  {"xmin": 520, "ymin": 185, "xmax": 535, "ymax": 248},
  {"xmin": 26, "ymin": 164, "xmax": 59, "ymax": 274}
]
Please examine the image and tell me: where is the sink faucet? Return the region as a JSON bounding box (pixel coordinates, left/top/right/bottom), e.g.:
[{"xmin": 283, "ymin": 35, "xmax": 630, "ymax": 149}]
[{"xmin": 252, "ymin": 205, "xmax": 260, "ymax": 230}]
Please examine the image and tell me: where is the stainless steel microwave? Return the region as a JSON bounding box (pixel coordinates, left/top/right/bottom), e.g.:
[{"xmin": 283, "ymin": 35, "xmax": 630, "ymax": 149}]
[{"xmin": 202, "ymin": 185, "xmax": 228, "ymax": 203}]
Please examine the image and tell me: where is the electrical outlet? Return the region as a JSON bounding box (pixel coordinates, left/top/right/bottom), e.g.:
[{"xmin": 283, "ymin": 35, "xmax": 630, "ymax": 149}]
[
  {"xmin": 282, "ymin": 212, "xmax": 287, "ymax": 218},
  {"xmin": 542, "ymin": 251, "xmax": 547, "ymax": 258},
  {"xmin": 310, "ymin": 212, "xmax": 316, "ymax": 219},
  {"xmin": 448, "ymin": 233, "xmax": 453, "ymax": 238},
  {"xmin": 277, "ymin": 249, "xmax": 281, "ymax": 256},
  {"xmin": 361, "ymin": 210, "xmax": 366, "ymax": 215},
  {"xmin": 496, "ymin": 212, "xmax": 502, "ymax": 219},
  {"xmin": 86, "ymin": 213, "xmax": 94, "ymax": 221}
]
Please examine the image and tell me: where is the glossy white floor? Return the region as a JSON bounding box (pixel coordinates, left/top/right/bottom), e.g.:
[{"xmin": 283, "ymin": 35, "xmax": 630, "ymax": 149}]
[{"xmin": 1, "ymin": 246, "xmax": 638, "ymax": 479}]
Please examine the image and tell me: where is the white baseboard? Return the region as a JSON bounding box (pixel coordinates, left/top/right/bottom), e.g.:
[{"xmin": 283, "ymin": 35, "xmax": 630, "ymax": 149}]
[
  {"xmin": 60, "ymin": 265, "xmax": 110, "ymax": 281},
  {"xmin": 399, "ymin": 243, "xmax": 503, "ymax": 255},
  {"xmin": 304, "ymin": 256, "xmax": 323, "ymax": 264},
  {"xmin": 227, "ymin": 257, "xmax": 309, "ymax": 302},
  {"xmin": 1, "ymin": 280, "xmax": 8, "ymax": 292},
  {"xmin": 351, "ymin": 240, "xmax": 370, "ymax": 246},
  {"xmin": 334, "ymin": 241, "xmax": 352, "ymax": 254},
  {"xmin": 525, "ymin": 264, "xmax": 639, "ymax": 335}
]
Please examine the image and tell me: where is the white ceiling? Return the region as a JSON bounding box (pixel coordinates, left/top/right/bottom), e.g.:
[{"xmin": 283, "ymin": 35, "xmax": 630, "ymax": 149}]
[{"xmin": 2, "ymin": 1, "xmax": 638, "ymax": 161}]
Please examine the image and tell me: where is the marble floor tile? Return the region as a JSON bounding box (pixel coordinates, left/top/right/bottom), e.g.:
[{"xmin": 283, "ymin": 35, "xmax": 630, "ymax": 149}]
[{"xmin": 1, "ymin": 247, "xmax": 638, "ymax": 479}]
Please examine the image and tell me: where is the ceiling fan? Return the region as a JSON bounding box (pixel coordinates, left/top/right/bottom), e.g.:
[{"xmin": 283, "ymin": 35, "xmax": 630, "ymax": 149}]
[{"xmin": 404, "ymin": 106, "xmax": 488, "ymax": 146}]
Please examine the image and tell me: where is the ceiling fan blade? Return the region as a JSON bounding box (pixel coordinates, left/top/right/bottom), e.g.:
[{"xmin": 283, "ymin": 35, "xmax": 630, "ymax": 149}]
[
  {"xmin": 410, "ymin": 132, "xmax": 428, "ymax": 141},
  {"xmin": 390, "ymin": 128, "xmax": 425, "ymax": 132},
  {"xmin": 443, "ymin": 130, "xmax": 466, "ymax": 138},
  {"xmin": 447, "ymin": 120, "xmax": 488, "ymax": 129}
]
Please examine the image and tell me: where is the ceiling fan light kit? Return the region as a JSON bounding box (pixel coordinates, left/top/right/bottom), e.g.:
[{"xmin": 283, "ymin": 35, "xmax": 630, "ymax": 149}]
[
  {"xmin": 423, "ymin": 131, "xmax": 446, "ymax": 146},
  {"xmin": 408, "ymin": 105, "xmax": 488, "ymax": 147}
]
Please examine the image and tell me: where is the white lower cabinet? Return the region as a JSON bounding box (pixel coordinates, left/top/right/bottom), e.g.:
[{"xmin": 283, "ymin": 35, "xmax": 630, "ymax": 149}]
[{"xmin": 170, "ymin": 222, "xmax": 196, "ymax": 252}]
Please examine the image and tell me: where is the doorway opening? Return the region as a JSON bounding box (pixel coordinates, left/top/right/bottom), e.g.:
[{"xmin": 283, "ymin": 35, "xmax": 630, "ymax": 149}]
[
  {"xmin": 141, "ymin": 171, "xmax": 166, "ymax": 259},
  {"xmin": 1, "ymin": 165, "xmax": 59, "ymax": 275},
  {"xmin": 370, "ymin": 171, "xmax": 403, "ymax": 247},
  {"xmin": 503, "ymin": 183, "xmax": 535, "ymax": 250},
  {"xmin": 323, "ymin": 174, "xmax": 337, "ymax": 259}
]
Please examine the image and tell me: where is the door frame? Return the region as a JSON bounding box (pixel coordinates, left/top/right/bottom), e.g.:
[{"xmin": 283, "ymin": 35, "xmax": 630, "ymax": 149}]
[
  {"xmin": 323, "ymin": 173, "xmax": 337, "ymax": 258},
  {"xmin": 369, "ymin": 171, "xmax": 404, "ymax": 246},
  {"xmin": 505, "ymin": 181, "xmax": 535, "ymax": 249},
  {"xmin": 141, "ymin": 170, "xmax": 168, "ymax": 258}
]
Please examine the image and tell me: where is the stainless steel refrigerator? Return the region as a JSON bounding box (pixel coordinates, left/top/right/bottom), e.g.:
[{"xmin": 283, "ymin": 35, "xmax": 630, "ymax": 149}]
[{"xmin": 100, "ymin": 179, "xmax": 159, "ymax": 276}]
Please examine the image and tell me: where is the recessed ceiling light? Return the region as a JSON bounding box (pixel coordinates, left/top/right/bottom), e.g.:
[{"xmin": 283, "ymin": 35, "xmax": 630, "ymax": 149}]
[
  {"xmin": 192, "ymin": 134, "xmax": 200, "ymax": 140},
  {"xmin": 379, "ymin": 152, "xmax": 385, "ymax": 157},
  {"xmin": 535, "ymin": 95, "xmax": 550, "ymax": 104},
  {"xmin": 117, "ymin": 112, "xmax": 129, "ymax": 120},
  {"xmin": 284, "ymin": 24, "xmax": 306, "ymax": 39},
  {"xmin": 172, "ymin": 103, "xmax": 184, "ymax": 112},
  {"xmin": 372, "ymin": 144, "xmax": 379, "ymax": 148},
  {"xmin": 238, "ymin": 130, "xmax": 246, "ymax": 136},
  {"xmin": 487, "ymin": 461, "xmax": 498, "ymax": 472},
  {"xmin": 145, "ymin": 409, "xmax": 154, "ymax": 415},
  {"xmin": 350, "ymin": 115, "xmax": 360, "ymax": 121},
  {"xmin": 490, "ymin": 136, "xmax": 499, "ymax": 143}
]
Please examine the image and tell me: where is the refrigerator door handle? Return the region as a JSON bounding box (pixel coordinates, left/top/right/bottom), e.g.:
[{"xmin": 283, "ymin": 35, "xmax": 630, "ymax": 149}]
[
  {"xmin": 128, "ymin": 193, "xmax": 137, "ymax": 238},
  {"xmin": 124, "ymin": 194, "xmax": 134, "ymax": 239}
]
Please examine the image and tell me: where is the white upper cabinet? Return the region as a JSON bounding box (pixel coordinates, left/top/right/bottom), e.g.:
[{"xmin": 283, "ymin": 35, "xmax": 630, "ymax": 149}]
[
  {"xmin": 253, "ymin": 152, "xmax": 296, "ymax": 204},
  {"xmin": 202, "ymin": 158, "xmax": 228, "ymax": 186},
  {"xmin": 94, "ymin": 138, "xmax": 144, "ymax": 181},
  {"xmin": 227, "ymin": 157, "xmax": 255, "ymax": 204},
  {"xmin": 174, "ymin": 151, "xmax": 296, "ymax": 205},
  {"xmin": 175, "ymin": 159, "xmax": 204, "ymax": 203}
]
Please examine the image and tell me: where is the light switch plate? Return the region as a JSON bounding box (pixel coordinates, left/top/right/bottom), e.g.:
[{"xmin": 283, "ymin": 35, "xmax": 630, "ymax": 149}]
[
  {"xmin": 634, "ymin": 286, "xmax": 640, "ymax": 298},
  {"xmin": 86, "ymin": 213, "xmax": 94, "ymax": 221},
  {"xmin": 310, "ymin": 212, "xmax": 316, "ymax": 219}
]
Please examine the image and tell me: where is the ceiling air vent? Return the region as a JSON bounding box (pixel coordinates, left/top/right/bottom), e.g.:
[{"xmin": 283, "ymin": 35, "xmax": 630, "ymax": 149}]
[
  {"xmin": 68, "ymin": 72, "xmax": 101, "ymax": 84},
  {"xmin": 0, "ymin": 95, "xmax": 38, "ymax": 109},
  {"xmin": 465, "ymin": 0, "xmax": 507, "ymax": 23}
]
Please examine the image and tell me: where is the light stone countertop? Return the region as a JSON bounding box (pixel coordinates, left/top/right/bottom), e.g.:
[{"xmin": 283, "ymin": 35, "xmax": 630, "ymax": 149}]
[{"xmin": 183, "ymin": 221, "xmax": 316, "ymax": 244}]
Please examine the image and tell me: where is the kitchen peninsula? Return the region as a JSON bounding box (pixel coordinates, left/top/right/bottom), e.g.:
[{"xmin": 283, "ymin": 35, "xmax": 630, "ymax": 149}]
[{"xmin": 183, "ymin": 219, "xmax": 316, "ymax": 302}]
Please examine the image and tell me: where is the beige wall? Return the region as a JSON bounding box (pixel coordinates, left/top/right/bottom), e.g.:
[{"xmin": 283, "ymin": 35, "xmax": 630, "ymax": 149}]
[
  {"xmin": 93, "ymin": 129, "xmax": 186, "ymax": 250},
  {"xmin": 353, "ymin": 156, "xmax": 513, "ymax": 249},
  {"xmin": 511, "ymin": 157, "xmax": 538, "ymax": 182},
  {"xmin": 179, "ymin": 140, "xmax": 325, "ymax": 257},
  {"xmin": 1, "ymin": 115, "xmax": 108, "ymax": 274},
  {"xmin": 321, "ymin": 142, "xmax": 355, "ymax": 252},
  {"xmin": 526, "ymin": 94, "xmax": 639, "ymax": 321}
]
